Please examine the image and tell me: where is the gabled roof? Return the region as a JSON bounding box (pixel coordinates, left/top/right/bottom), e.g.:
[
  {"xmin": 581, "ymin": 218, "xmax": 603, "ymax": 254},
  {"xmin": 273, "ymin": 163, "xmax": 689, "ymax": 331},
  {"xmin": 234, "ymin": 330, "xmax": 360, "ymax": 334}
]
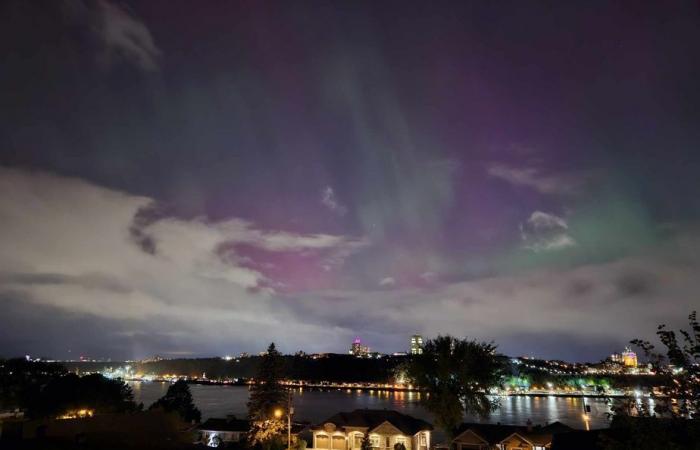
[
  {"xmin": 499, "ymin": 431, "xmax": 534, "ymax": 446},
  {"xmin": 454, "ymin": 423, "xmax": 521, "ymax": 444},
  {"xmin": 199, "ymin": 417, "xmax": 250, "ymax": 432},
  {"xmin": 451, "ymin": 429, "xmax": 489, "ymax": 444},
  {"xmin": 454, "ymin": 421, "xmax": 574, "ymax": 446},
  {"xmin": 314, "ymin": 410, "xmax": 433, "ymax": 435},
  {"xmin": 540, "ymin": 421, "xmax": 575, "ymax": 435}
]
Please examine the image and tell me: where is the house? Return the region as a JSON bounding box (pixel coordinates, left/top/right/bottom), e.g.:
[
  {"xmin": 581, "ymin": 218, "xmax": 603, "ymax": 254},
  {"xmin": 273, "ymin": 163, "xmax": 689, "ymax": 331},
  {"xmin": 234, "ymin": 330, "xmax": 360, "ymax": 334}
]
[
  {"xmin": 452, "ymin": 421, "xmax": 573, "ymax": 450},
  {"xmin": 312, "ymin": 409, "xmax": 432, "ymax": 450},
  {"xmin": 196, "ymin": 416, "xmax": 249, "ymax": 448}
]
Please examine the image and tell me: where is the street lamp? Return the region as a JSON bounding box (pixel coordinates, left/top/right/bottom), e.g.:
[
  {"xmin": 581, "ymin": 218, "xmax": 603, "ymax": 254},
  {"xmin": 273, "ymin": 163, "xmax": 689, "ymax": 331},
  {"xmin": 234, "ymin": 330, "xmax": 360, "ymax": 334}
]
[
  {"xmin": 287, "ymin": 405, "xmax": 295, "ymax": 450},
  {"xmin": 273, "ymin": 396, "xmax": 294, "ymax": 450}
]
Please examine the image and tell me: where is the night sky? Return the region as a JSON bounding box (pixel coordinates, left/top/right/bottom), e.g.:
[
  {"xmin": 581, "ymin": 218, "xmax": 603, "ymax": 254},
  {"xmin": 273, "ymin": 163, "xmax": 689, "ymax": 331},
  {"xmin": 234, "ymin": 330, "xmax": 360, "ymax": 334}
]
[{"xmin": 1, "ymin": 1, "xmax": 699, "ymax": 362}]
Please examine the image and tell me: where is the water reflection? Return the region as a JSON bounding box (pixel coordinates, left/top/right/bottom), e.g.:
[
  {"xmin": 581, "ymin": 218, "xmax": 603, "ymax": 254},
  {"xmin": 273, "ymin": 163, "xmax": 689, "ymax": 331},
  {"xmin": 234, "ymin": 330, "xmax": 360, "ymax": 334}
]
[{"xmin": 129, "ymin": 382, "xmax": 617, "ymax": 430}]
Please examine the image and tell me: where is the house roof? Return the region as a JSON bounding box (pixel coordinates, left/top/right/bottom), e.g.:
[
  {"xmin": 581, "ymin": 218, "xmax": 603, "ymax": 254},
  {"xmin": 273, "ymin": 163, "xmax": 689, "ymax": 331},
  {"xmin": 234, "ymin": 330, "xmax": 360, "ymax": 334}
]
[
  {"xmin": 454, "ymin": 421, "xmax": 574, "ymax": 446},
  {"xmin": 540, "ymin": 421, "xmax": 575, "ymax": 435},
  {"xmin": 454, "ymin": 423, "xmax": 521, "ymax": 444},
  {"xmin": 199, "ymin": 417, "xmax": 250, "ymax": 432},
  {"xmin": 314, "ymin": 409, "xmax": 433, "ymax": 435}
]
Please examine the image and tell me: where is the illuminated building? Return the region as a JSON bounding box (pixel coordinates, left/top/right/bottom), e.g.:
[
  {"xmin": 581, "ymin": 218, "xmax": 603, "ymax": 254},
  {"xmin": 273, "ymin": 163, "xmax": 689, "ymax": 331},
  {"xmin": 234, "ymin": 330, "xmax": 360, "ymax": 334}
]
[
  {"xmin": 621, "ymin": 347, "xmax": 638, "ymax": 367},
  {"xmin": 197, "ymin": 417, "xmax": 249, "ymax": 448},
  {"xmin": 410, "ymin": 335, "xmax": 424, "ymax": 355},
  {"xmin": 57, "ymin": 409, "xmax": 94, "ymax": 420},
  {"xmin": 350, "ymin": 337, "xmax": 369, "ymax": 357},
  {"xmin": 611, "ymin": 347, "xmax": 638, "ymax": 368},
  {"xmin": 312, "ymin": 409, "xmax": 431, "ymax": 450}
]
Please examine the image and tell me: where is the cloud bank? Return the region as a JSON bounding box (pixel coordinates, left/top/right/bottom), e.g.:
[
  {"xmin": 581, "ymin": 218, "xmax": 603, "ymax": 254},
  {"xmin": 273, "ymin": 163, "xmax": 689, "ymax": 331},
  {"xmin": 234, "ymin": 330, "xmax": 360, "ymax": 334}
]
[{"xmin": 0, "ymin": 167, "xmax": 698, "ymax": 361}]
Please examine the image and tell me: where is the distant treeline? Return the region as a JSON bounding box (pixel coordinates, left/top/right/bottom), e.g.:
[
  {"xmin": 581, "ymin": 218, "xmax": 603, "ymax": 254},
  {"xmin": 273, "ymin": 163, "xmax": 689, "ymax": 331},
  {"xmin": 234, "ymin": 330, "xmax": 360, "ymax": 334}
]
[
  {"xmin": 65, "ymin": 354, "xmax": 408, "ymax": 383},
  {"xmin": 62, "ymin": 355, "xmax": 665, "ymax": 389}
]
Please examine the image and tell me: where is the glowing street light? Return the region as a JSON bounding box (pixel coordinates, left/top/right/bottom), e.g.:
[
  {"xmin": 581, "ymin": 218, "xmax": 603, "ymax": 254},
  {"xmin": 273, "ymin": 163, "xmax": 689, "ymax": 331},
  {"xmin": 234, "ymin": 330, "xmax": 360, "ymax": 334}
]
[{"xmin": 273, "ymin": 393, "xmax": 294, "ymax": 450}]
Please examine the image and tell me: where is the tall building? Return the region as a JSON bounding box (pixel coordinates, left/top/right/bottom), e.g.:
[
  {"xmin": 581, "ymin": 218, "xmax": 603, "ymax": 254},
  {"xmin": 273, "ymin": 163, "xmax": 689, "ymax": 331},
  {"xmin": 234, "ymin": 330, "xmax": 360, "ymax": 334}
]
[
  {"xmin": 410, "ymin": 335, "xmax": 424, "ymax": 355},
  {"xmin": 350, "ymin": 337, "xmax": 370, "ymax": 357},
  {"xmin": 351, "ymin": 337, "xmax": 361, "ymax": 355}
]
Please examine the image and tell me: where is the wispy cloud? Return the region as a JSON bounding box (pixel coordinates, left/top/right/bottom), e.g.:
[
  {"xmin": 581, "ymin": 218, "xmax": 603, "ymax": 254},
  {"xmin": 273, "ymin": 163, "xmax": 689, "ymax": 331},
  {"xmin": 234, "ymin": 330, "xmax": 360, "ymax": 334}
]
[
  {"xmin": 379, "ymin": 276, "xmax": 395, "ymax": 287},
  {"xmin": 520, "ymin": 211, "xmax": 576, "ymax": 251},
  {"xmin": 94, "ymin": 0, "xmax": 161, "ymax": 71},
  {"xmin": 61, "ymin": 0, "xmax": 161, "ymax": 71},
  {"xmin": 321, "ymin": 186, "xmax": 348, "ymax": 216},
  {"xmin": 488, "ymin": 163, "xmax": 584, "ymax": 195}
]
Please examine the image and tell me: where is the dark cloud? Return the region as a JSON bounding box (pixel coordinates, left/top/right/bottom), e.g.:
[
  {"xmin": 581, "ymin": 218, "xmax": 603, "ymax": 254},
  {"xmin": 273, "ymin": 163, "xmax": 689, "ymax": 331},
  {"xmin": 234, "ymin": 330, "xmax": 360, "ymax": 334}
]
[
  {"xmin": 615, "ymin": 272, "xmax": 657, "ymax": 298},
  {"xmin": 566, "ymin": 279, "xmax": 595, "ymax": 298},
  {"xmin": 499, "ymin": 331, "xmax": 623, "ymax": 363}
]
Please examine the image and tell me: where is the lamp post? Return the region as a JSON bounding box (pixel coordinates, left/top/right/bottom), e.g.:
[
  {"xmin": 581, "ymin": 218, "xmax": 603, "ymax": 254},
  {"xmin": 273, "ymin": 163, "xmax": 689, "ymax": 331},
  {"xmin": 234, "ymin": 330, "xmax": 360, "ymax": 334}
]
[
  {"xmin": 274, "ymin": 391, "xmax": 294, "ymax": 450},
  {"xmin": 287, "ymin": 404, "xmax": 294, "ymax": 450}
]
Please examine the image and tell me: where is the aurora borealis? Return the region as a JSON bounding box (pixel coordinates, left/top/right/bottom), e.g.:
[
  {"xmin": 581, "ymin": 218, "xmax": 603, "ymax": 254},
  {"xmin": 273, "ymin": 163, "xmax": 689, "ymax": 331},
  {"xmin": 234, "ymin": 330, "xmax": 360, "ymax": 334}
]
[{"xmin": 1, "ymin": 1, "xmax": 699, "ymax": 361}]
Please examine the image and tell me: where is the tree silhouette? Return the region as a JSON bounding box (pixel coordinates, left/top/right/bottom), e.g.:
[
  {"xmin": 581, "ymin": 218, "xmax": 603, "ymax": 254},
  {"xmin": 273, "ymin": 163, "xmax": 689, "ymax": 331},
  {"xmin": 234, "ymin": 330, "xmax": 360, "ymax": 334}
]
[
  {"xmin": 407, "ymin": 335, "xmax": 502, "ymax": 440},
  {"xmin": 360, "ymin": 433, "xmax": 373, "ymax": 450},
  {"xmin": 0, "ymin": 359, "xmax": 66, "ymax": 411},
  {"xmin": 248, "ymin": 343, "xmax": 288, "ymax": 450},
  {"xmin": 27, "ymin": 373, "xmax": 138, "ymax": 418},
  {"xmin": 149, "ymin": 379, "xmax": 201, "ymax": 423},
  {"xmin": 247, "ymin": 343, "xmax": 287, "ymax": 420},
  {"xmin": 600, "ymin": 312, "xmax": 700, "ymax": 449},
  {"xmin": 623, "ymin": 311, "xmax": 700, "ymax": 418}
]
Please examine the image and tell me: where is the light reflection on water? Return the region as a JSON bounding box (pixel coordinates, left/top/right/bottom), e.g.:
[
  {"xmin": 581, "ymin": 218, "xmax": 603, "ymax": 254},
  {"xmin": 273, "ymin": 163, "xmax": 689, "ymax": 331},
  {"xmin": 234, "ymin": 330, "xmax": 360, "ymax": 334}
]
[{"xmin": 129, "ymin": 382, "xmax": 613, "ymax": 430}]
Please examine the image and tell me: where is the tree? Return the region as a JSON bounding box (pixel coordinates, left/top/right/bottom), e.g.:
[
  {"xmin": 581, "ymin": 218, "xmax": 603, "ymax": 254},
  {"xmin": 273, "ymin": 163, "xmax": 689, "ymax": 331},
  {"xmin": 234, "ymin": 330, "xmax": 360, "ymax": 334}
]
[
  {"xmin": 394, "ymin": 442, "xmax": 406, "ymax": 450},
  {"xmin": 600, "ymin": 312, "xmax": 700, "ymax": 449},
  {"xmin": 248, "ymin": 343, "xmax": 287, "ymax": 420},
  {"xmin": 248, "ymin": 343, "xmax": 288, "ymax": 450},
  {"xmin": 628, "ymin": 311, "xmax": 700, "ymax": 418},
  {"xmin": 248, "ymin": 418, "xmax": 286, "ymax": 450},
  {"xmin": 407, "ymin": 335, "xmax": 502, "ymax": 440},
  {"xmin": 360, "ymin": 433, "xmax": 372, "ymax": 450},
  {"xmin": 27, "ymin": 373, "xmax": 139, "ymax": 418},
  {"xmin": 149, "ymin": 379, "xmax": 201, "ymax": 423},
  {"xmin": 0, "ymin": 359, "xmax": 66, "ymax": 411}
]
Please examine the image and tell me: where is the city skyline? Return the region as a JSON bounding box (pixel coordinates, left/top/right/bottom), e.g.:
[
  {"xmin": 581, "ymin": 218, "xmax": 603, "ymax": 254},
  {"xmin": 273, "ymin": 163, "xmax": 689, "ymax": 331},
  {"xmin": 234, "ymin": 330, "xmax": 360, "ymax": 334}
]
[{"xmin": 2, "ymin": 1, "xmax": 700, "ymax": 362}]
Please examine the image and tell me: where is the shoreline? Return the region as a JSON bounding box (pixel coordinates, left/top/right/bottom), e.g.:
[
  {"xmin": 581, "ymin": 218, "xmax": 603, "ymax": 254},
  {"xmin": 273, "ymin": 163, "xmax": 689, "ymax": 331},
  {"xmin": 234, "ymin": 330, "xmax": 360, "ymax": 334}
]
[{"xmin": 128, "ymin": 379, "xmax": 645, "ymax": 399}]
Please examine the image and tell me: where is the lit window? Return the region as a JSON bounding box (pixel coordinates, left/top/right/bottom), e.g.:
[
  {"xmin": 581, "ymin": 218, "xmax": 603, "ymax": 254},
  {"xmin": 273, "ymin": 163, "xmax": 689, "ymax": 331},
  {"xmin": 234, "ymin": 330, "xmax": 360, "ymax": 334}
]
[{"xmin": 354, "ymin": 435, "xmax": 363, "ymax": 448}]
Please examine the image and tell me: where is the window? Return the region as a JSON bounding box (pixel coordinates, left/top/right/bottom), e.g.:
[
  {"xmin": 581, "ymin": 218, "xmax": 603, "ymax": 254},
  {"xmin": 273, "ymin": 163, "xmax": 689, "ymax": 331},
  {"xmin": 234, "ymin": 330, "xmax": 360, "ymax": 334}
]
[
  {"xmin": 354, "ymin": 435, "xmax": 363, "ymax": 448},
  {"xmin": 316, "ymin": 435, "xmax": 330, "ymax": 449},
  {"xmin": 370, "ymin": 435, "xmax": 381, "ymax": 448},
  {"xmin": 332, "ymin": 436, "xmax": 346, "ymax": 450}
]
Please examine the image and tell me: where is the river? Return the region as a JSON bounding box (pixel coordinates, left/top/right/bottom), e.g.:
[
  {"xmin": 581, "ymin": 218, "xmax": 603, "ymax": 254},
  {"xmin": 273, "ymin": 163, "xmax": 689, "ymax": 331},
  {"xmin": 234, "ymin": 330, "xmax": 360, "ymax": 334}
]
[{"xmin": 129, "ymin": 382, "xmax": 614, "ymax": 430}]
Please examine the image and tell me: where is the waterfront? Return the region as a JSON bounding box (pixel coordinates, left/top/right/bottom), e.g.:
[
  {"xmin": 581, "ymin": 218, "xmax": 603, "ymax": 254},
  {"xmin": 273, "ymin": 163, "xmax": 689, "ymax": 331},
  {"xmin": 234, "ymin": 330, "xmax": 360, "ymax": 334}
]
[{"xmin": 130, "ymin": 382, "xmax": 613, "ymax": 430}]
